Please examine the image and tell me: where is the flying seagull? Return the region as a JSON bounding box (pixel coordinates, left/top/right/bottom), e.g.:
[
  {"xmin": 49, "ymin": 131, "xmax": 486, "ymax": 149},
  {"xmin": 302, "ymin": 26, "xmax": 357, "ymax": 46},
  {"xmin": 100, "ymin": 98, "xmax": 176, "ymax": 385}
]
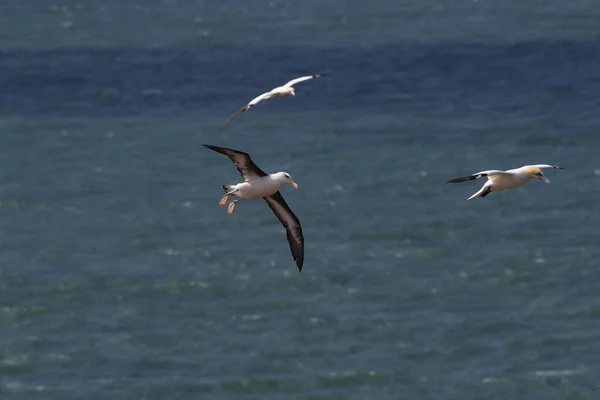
[
  {"xmin": 203, "ymin": 144, "xmax": 304, "ymax": 271},
  {"xmin": 227, "ymin": 74, "xmax": 328, "ymax": 121},
  {"xmin": 447, "ymin": 164, "xmax": 563, "ymax": 200}
]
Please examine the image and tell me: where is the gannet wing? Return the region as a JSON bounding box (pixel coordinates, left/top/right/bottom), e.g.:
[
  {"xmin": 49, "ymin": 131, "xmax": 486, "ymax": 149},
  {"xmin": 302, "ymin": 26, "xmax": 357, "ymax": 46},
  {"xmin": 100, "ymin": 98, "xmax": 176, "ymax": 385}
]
[
  {"xmin": 282, "ymin": 74, "xmax": 328, "ymax": 88},
  {"xmin": 532, "ymin": 164, "xmax": 564, "ymax": 170},
  {"xmin": 447, "ymin": 170, "xmax": 509, "ymax": 183},
  {"xmin": 227, "ymin": 92, "xmax": 271, "ymax": 121}
]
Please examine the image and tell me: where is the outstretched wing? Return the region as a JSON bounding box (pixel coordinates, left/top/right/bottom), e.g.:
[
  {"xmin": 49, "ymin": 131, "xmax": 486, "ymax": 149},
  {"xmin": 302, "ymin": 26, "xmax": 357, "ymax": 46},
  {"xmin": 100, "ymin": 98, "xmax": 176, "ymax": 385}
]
[
  {"xmin": 282, "ymin": 74, "xmax": 328, "ymax": 88},
  {"xmin": 228, "ymin": 92, "xmax": 271, "ymax": 121},
  {"xmin": 447, "ymin": 170, "xmax": 509, "ymax": 183},
  {"xmin": 263, "ymin": 192, "xmax": 304, "ymax": 271},
  {"xmin": 203, "ymin": 145, "xmax": 267, "ymax": 181},
  {"xmin": 532, "ymin": 164, "xmax": 564, "ymax": 170}
]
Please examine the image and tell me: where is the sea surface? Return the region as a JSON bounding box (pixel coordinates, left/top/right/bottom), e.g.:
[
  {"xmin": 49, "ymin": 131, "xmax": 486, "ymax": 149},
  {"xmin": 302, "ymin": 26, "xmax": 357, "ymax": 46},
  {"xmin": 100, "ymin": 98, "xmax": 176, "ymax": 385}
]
[{"xmin": 1, "ymin": 1, "xmax": 600, "ymax": 399}]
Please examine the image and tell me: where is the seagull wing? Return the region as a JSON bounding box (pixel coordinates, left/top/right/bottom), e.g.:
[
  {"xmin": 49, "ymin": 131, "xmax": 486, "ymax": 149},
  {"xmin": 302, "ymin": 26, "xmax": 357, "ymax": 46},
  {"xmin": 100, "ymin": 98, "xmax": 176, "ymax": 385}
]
[
  {"xmin": 282, "ymin": 74, "xmax": 328, "ymax": 88},
  {"xmin": 227, "ymin": 92, "xmax": 272, "ymax": 121},
  {"xmin": 532, "ymin": 164, "xmax": 564, "ymax": 170},
  {"xmin": 263, "ymin": 191, "xmax": 304, "ymax": 271},
  {"xmin": 203, "ymin": 145, "xmax": 268, "ymax": 181},
  {"xmin": 447, "ymin": 170, "xmax": 510, "ymax": 183}
]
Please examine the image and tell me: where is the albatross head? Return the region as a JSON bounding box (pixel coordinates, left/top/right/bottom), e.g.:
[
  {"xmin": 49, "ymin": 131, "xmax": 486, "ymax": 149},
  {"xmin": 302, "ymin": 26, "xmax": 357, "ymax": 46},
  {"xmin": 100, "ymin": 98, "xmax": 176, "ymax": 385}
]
[
  {"xmin": 278, "ymin": 172, "xmax": 298, "ymax": 189},
  {"xmin": 525, "ymin": 166, "xmax": 550, "ymax": 184}
]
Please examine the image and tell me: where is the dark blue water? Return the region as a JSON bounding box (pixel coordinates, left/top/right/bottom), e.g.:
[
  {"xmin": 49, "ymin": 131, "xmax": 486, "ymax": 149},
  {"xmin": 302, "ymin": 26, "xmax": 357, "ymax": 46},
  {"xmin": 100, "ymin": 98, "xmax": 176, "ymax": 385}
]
[{"xmin": 1, "ymin": 1, "xmax": 600, "ymax": 399}]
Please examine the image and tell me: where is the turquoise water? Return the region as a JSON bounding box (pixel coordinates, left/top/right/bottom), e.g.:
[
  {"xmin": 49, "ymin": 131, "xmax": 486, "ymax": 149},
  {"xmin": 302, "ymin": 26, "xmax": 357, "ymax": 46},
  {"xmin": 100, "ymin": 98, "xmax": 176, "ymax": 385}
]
[{"xmin": 1, "ymin": 1, "xmax": 600, "ymax": 399}]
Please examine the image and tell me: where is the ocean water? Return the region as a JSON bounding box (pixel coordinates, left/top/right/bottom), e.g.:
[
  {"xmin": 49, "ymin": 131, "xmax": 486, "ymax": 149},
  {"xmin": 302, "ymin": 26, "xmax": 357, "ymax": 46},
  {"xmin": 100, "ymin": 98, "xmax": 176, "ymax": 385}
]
[{"xmin": 1, "ymin": 1, "xmax": 600, "ymax": 399}]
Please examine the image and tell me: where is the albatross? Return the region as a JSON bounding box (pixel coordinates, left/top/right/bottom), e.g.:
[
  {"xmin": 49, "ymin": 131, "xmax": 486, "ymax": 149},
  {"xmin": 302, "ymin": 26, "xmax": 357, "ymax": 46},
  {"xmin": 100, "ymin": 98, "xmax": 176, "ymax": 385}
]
[
  {"xmin": 227, "ymin": 74, "xmax": 328, "ymax": 121},
  {"xmin": 203, "ymin": 144, "xmax": 304, "ymax": 271},
  {"xmin": 447, "ymin": 164, "xmax": 563, "ymax": 200}
]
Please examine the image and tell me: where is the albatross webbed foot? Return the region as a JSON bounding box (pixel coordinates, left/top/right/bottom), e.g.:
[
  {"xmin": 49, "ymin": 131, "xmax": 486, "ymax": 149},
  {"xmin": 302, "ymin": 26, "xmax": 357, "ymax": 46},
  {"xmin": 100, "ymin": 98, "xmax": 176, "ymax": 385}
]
[
  {"xmin": 219, "ymin": 194, "xmax": 228, "ymax": 206},
  {"xmin": 227, "ymin": 200, "xmax": 238, "ymax": 215}
]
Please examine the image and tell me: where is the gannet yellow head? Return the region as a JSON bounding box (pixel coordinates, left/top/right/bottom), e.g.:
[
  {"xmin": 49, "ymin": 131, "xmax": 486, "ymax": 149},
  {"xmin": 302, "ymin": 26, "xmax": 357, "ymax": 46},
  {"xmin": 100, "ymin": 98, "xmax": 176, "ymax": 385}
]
[
  {"xmin": 525, "ymin": 166, "xmax": 550, "ymax": 184},
  {"xmin": 286, "ymin": 87, "xmax": 295, "ymax": 96}
]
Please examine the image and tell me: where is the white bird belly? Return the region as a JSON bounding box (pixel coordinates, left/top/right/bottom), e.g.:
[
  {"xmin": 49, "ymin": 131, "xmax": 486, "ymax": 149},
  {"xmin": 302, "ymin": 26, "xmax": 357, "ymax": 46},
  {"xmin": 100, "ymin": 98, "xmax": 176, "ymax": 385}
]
[
  {"xmin": 490, "ymin": 174, "xmax": 531, "ymax": 191},
  {"xmin": 270, "ymin": 87, "xmax": 291, "ymax": 98},
  {"xmin": 235, "ymin": 179, "xmax": 280, "ymax": 200}
]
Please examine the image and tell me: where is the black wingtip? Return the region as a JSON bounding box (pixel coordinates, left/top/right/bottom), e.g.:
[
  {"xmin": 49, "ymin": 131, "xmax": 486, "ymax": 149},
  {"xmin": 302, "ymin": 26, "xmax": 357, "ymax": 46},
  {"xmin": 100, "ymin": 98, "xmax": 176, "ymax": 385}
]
[
  {"xmin": 203, "ymin": 144, "xmax": 234, "ymax": 156},
  {"xmin": 295, "ymin": 256, "xmax": 304, "ymax": 272},
  {"xmin": 556, "ymin": 165, "xmax": 564, "ymax": 170},
  {"xmin": 203, "ymin": 144, "xmax": 221, "ymax": 152},
  {"xmin": 447, "ymin": 176, "xmax": 476, "ymax": 183},
  {"xmin": 203, "ymin": 144, "xmax": 236, "ymax": 153}
]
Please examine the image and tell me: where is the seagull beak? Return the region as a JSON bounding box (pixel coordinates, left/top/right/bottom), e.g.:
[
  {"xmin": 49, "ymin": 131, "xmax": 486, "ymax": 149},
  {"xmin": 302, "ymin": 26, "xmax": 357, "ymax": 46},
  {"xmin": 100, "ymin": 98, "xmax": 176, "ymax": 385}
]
[
  {"xmin": 537, "ymin": 175, "xmax": 550, "ymax": 184},
  {"xmin": 290, "ymin": 180, "xmax": 299, "ymax": 189}
]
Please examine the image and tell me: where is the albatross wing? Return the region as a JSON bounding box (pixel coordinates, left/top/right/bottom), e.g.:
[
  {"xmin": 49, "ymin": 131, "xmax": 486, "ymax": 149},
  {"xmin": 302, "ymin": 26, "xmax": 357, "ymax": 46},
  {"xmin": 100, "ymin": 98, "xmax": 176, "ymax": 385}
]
[
  {"xmin": 263, "ymin": 191, "xmax": 304, "ymax": 271},
  {"xmin": 283, "ymin": 74, "xmax": 328, "ymax": 88},
  {"xmin": 203, "ymin": 145, "xmax": 268, "ymax": 181}
]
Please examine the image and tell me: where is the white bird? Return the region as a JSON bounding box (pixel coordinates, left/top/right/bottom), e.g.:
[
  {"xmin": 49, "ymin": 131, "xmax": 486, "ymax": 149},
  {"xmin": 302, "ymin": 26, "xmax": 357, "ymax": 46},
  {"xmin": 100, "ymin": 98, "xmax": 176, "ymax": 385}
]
[
  {"xmin": 447, "ymin": 164, "xmax": 563, "ymax": 200},
  {"xmin": 227, "ymin": 74, "xmax": 328, "ymax": 121},
  {"xmin": 203, "ymin": 144, "xmax": 304, "ymax": 271}
]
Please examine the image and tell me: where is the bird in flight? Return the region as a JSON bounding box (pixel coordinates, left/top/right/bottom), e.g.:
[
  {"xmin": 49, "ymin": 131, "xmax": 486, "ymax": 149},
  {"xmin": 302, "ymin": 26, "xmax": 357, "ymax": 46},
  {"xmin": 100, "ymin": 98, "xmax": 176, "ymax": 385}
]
[
  {"xmin": 203, "ymin": 144, "xmax": 304, "ymax": 271},
  {"xmin": 447, "ymin": 164, "xmax": 563, "ymax": 200},
  {"xmin": 227, "ymin": 74, "xmax": 328, "ymax": 121}
]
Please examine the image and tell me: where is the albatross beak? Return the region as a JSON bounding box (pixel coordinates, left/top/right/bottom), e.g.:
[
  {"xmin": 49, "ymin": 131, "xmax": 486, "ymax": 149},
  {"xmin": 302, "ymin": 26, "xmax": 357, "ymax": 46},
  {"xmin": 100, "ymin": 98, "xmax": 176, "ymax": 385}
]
[
  {"xmin": 537, "ymin": 175, "xmax": 551, "ymax": 184},
  {"xmin": 290, "ymin": 180, "xmax": 299, "ymax": 189}
]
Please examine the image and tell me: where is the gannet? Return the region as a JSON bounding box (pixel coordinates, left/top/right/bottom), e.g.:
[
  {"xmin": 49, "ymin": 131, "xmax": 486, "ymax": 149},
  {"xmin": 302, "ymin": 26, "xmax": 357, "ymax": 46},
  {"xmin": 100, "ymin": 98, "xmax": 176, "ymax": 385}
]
[
  {"xmin": 227, "ymin": 74, "xmax": 328, "ymax": 121},
  {"xmin": 447, "ymin": 164, "xmax": 563, "ymax": 200}
]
